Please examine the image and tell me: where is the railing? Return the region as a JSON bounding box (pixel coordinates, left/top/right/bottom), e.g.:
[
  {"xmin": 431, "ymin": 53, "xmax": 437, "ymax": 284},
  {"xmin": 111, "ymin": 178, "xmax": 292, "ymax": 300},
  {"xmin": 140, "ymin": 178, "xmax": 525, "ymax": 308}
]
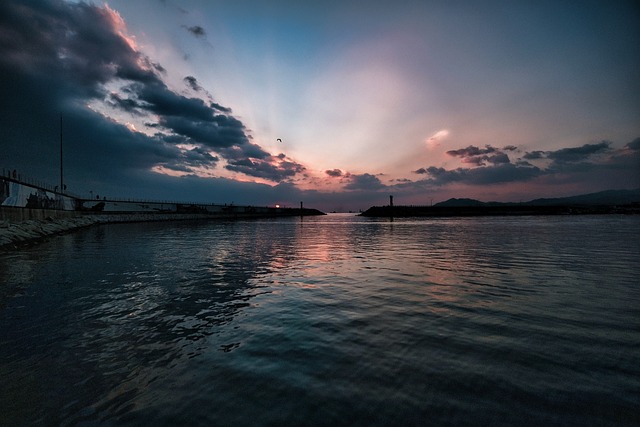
[
  {"xmin": 1, "ymin": 167, "xmax": 83, "ymax": 199},
  {"xmin": 1, "ymin": 167, "xmax": 280, "ymax": 210}
]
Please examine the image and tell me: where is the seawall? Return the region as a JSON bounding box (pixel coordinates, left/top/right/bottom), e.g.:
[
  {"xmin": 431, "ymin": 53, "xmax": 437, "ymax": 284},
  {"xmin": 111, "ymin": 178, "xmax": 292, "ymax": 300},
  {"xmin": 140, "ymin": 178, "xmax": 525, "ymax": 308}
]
[
  {"xmin": 1, "ymin": 172, "xmax": 325, "ymax": 249},
  {"xmin": 0, "ymin": 210, "xmax": 206, "ymax": 249},
  {"xmin": 0, "ymin": 206, "xmax": 324, "ymax": 249}
]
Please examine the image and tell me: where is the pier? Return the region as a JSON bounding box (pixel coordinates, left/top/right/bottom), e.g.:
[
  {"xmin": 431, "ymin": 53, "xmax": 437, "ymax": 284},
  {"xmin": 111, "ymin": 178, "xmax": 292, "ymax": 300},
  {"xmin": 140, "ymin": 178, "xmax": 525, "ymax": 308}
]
[{"xmin": 0, "ymin": 170, "xmax": 324, "ymax": 248}]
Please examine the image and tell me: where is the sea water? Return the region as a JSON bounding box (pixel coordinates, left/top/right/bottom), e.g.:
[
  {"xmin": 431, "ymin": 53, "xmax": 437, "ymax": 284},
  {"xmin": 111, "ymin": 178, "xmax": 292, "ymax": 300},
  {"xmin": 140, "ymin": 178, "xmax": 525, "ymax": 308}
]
[{"xmin": 1, "ymin": 214, "xmax": 639, "ymax": 426}]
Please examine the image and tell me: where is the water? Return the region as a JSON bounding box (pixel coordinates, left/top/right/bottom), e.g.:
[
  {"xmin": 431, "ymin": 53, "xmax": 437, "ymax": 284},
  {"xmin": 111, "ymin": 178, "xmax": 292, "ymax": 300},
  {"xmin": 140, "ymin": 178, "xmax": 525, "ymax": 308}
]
[{"xmin": 1, "ymin": 214, "xmax": 639, "ymax": 426}]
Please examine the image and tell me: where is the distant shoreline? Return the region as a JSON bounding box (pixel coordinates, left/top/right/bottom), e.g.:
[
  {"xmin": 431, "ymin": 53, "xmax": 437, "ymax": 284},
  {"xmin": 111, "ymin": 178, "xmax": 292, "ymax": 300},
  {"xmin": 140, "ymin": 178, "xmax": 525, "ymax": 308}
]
[{"xmin": 360, "ymin": 204, "xmax": 640, "ymax": 217}]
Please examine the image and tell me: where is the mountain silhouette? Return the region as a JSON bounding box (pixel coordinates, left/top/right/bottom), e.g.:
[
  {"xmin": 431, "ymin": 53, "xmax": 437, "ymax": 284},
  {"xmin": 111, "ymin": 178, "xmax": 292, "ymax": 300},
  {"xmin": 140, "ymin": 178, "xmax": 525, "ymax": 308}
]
[{"xmin": 435, "ymin": 189, "xmax": 640, "ymax": 207}]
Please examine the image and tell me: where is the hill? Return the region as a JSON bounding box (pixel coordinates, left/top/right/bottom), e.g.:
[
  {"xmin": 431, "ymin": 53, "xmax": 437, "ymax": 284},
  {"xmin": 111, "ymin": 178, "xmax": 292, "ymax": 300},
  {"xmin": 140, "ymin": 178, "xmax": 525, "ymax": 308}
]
[
  {"xmin": 435, "ymin": 189, "xmax": 640, "ymax": 207},
  {"xmin": 360, "ymin": 189, "xmax": 640, "ymax": 217}
]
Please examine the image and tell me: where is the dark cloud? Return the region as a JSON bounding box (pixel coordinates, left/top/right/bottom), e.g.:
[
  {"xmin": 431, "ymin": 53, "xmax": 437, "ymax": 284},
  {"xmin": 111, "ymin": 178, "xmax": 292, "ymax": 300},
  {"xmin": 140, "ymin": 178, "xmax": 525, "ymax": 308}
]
[
  {"xmin": 442, "ymin": 141, "xmax": 619, "ymax": 174},
  {"xmin": 183, "ymin": 75, "xmax": 202, "ymax": 92},
  {"xmin": 220, "ymin": 142, "xmax": 270, "ymax": 161},
  {"xmin": 489, "ymin": 153, "xmax": 511, "ymax": 164},
  {"xmin": 626, "ymin": 138, "xmax": 640, "ymax": 151},
  {"xmin": 183, "ymin": 25, "xmax": 206, "ymax": 38},
  {"xmin": 546, "ymin": 141, "xmax": 611, "ymax": 164},
  {"xmin": 446, "ymin": 145, "xmax": 497, "ymax": 157},
  {"xmin": 225, "ymin": 156, "xmax": 306, "ymax": 182},
  {"xmin": 414, "ymin": 164, "xmax": 542, "ymax": 186},
  {"xmin": 462, "ymin": 157, "xmax": 484, "ymax": 166},
  {"xmin": 185, "ymin": 146, "xmax": 219, "ymax": 164},
  {"xmin": 184, "ymin": 76, "xmax": 228, "ymax": 113},
  {"xmin": 413, "ymin": 139, "xmax": 639, "ymax": 189},
  {"xmin": 523, "ymin": 151, "xmax": 546, "ymax": 160},
  {"xmin": 135, "ymin": 81, "xmax": 214, "ymax": 121},
  {"xmin": 344, "ymin": 174, "xmax": 385, "ymax": 191},
  {"xmin": 325, "ymin": 169, "xmax": 343, "ymax": 177},
  {"xmin": 153, "ymin": 63, "xmax": 166, "ymax": 74},
  {"xmin": 516, "ymin": 160, "xmax": 534, "ymax": 167},
  {"xmin": 159, "ymin": 116, "xmax": 248, "ymax": 149},
  {"xmin": 0, "ymin": 0, "xmax": 306, "ymax": 190},
  {"xmin": 0, "ymin": 0, "xmax": 149, "ymax": 100},
  {"xmin": 107, "ymin": 92, "xmax": 147, "ymax": 115},
  {"xmin": 520, "ymin": 142, "xmax": 615, "ymax": 169},
  {"xmin": 211, "ymin": 102, "xmax": 232, "ymax": 113},
  {"xmin": 446, "ymin": 144, "xmax": 513, "ymax": 166}
]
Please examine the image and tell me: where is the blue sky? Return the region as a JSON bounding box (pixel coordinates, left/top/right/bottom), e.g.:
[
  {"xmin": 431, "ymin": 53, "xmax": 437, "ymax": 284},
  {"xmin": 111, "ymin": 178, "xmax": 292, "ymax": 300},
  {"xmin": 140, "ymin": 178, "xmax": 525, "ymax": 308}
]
[{"xmin": 1, "ymin": 0, "xmax": 638, "ymax": 211}]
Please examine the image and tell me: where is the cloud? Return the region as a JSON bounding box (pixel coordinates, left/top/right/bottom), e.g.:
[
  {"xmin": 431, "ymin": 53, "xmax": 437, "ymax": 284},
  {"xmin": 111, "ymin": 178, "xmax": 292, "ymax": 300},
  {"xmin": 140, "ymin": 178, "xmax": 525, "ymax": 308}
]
[
  {"xmin": 446, "ymin": 145, "xmax": 497, "ymax": 158},
  {"xmin": 184, "ymin": 76, "xmax": 230, "ymax": 113},
  {"xmin": 412, "ymin": 164, "xmax": 542, "ymax": 186},
  {"xmin": 325, "ymin": 169, "xmax": 343, "ymax": 177},
  {"xmin": 183, "ymin": 75, "xmax": 203, "ymax": 92},
  {"xmin": 523, "ymin": 151, "xmax": 546, "ymax": 160},
  {"xmin": 446, "ymin": 144, "xmax": 513, "ymax": 166},
  {"xmin": 158, "ymin": 115, "xmax": 248, "ymax": 149},
  {"xmin": 489, "ymin": 153, "xmax": 511, "ymax": 164},
  {"xmin": 211, "ymin": 102, "xmax": 232, "ymax": 113},
  {"xmin": 626, "ymin": 138, "xmax": 640, "ymax": 151},
  {"xmin": 220, "ymin": 142, "xmax": 270, "ymax": 161},
  {"xmin": 183, "ymin": 25, "xmax": 206, "ymax": 38},
  {"xmin": 0, "ymin": 0, "xmax": 307, "ymax": 189},
  {"xmin": 344, "ymin": 173, "xmax": 385, "ymax": 191},
  {"xmin": 225, "ymin": 155, "xmax": 306, "ymax": 182},
  {"xmin": 425, "ymin": 129, "xmax": 449, "ymax": 149},
  {"xmin": 135, "ymin": 81, "xmax": 215, "ymax": 121},
  {"xmin": 521, "ymin": 141, "xmax": 612, "ymax": 164},
  {"xmin": 546, "ymin": 141, "xmax": 611, "ymax": 164},
  {"xmin": 0, "ymin": 1, "xmax": 147, "ymax": 98},
  {"xmin": 515, "ymin": 159, "xmax": 535, "ymax": 167},
  {"xmin": 412, "ymin": 139, "xmax": 638, "ymax": 188},
  {"xmin": 107, "ymin": 92, "xmax": 147, "ymax": 115}
]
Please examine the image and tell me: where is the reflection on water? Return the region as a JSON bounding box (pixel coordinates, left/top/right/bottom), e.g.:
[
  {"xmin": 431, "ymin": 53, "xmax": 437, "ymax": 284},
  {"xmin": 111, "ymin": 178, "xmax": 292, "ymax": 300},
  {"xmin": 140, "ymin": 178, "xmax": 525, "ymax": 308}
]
[{"xmin": 1, "ymin": 215, "xmax": 639, "ymax": 426}]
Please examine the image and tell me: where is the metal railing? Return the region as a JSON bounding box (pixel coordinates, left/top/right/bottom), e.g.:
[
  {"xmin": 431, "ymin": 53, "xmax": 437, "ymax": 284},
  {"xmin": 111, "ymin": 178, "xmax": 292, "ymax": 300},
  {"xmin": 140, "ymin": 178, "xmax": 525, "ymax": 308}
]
[
  {"xmin": 1, "ymin": 167, "xmax": 283, "ymax": 210},
  {"xmin": 1, "ymin": 167, "xmax": 84, "ymax": 199}
]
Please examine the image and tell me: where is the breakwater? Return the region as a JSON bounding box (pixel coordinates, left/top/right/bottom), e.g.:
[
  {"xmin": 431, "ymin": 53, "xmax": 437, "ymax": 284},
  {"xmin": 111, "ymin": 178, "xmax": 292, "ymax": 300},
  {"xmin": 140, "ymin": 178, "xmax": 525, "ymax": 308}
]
[
  {"xmin": 1, "ymin": 173, "xmax": 322, "ymax": 216},
  {"xmin": 0, "ymin": 172, "xmax": 324, "ymax": 248},
  {"xmin": 0, "ymin": 206, "xmax": 324, "ymax": 249},
  {"xmin": 1, "ymin": 214, "xmax": 103, "ymax": 248},
  {"xmin": 0, "ymin": 208, "xmax": 228, "ymax": 247},
  {"xmin": 360, "ymin": 204, "xmax": 640, "ymax": 217}
]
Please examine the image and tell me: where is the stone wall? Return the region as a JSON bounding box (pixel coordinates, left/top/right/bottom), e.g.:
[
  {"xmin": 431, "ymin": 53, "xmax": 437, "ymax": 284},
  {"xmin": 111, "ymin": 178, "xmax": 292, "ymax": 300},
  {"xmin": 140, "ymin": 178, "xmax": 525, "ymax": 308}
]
[{"xmin": 0, "ymin": 206, "xmax": 82, "ymax": 222}]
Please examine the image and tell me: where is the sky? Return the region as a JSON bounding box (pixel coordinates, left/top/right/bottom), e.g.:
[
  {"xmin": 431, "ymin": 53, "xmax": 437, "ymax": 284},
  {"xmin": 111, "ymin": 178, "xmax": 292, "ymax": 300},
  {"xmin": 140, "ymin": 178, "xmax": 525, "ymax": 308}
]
[{"xmin": 1, "ymin": 0, "xmax": 639, "ymax": 212}]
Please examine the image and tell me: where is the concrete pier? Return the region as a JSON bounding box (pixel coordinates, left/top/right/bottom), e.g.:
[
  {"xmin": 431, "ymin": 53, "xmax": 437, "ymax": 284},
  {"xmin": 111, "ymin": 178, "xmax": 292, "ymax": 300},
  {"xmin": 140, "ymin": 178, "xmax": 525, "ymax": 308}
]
[{"xmin": 0, "ymin": 206, "xmax": 325, "ymax": 249}]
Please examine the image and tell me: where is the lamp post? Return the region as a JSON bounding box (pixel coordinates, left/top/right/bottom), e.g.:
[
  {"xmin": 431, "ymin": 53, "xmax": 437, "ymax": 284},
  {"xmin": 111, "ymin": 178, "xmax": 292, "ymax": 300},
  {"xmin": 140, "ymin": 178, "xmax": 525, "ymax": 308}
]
[{"xmin": 60, "ymin": 115, "xmax": 64, "ymax": 194}]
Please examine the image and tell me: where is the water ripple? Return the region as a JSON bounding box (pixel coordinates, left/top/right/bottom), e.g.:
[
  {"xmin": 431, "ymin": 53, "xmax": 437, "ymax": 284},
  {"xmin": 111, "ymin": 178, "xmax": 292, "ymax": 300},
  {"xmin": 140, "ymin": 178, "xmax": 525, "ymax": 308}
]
[{"xmin": 1, "ymin": 216, "xmax": 639, "ymax": 426}]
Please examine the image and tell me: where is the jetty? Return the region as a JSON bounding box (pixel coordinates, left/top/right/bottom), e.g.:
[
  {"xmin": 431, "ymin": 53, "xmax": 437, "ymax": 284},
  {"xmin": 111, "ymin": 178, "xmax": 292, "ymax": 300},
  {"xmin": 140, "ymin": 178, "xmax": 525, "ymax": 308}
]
[
  {"xmin": 361, "ymin": 191, "xmax": 640, "ymax": 217},
  {"xmin": 360, "ymin": 204, "xmax": 639, "ymax": 217},
  {"xmin": 0, "ymin": 170, "xmax": 324, "ymax": 249}
]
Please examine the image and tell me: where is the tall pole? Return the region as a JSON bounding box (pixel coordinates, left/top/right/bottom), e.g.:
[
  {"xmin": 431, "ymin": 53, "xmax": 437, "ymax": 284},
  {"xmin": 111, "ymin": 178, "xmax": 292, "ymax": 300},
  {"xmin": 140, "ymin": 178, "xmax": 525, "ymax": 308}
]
[{"xmin": 60, "ymin": 115, "xmax": 63, "ymax": 193}]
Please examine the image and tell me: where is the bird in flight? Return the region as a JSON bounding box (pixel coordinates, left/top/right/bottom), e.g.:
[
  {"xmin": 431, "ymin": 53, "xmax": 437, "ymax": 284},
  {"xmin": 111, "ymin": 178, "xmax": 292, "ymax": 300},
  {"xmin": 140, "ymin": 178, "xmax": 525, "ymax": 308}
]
[{"xmin": 277, "ymin": 138, "xmax": 282, "ymax": 142}]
